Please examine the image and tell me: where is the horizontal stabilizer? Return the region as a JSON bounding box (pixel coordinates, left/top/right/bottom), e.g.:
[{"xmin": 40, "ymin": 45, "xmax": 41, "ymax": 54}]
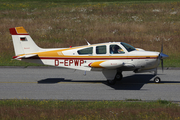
[{"xmin": 13, "ymin": 54, "xmax": 38, "ymax": 59}]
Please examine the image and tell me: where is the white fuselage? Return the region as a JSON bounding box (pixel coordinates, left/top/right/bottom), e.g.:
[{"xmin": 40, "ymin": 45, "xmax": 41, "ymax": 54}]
[
  {"xmin": 10, "ymin": 26, "xmax": 168, "ymax": 81},
  {"xmin": 19, "ymin": 42, "xmax": 160, "ymax": 73}
]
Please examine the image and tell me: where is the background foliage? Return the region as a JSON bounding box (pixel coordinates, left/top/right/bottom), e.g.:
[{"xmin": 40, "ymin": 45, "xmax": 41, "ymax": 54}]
[{"xmin": 0, "ymin": 0, "xmax": 180, "ymax": 66}]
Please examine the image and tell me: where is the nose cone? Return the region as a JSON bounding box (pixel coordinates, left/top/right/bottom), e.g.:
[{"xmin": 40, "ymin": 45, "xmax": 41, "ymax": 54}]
[{"xmin": 160, "ymin": 53, "xmax": 169, "ymax": 59}]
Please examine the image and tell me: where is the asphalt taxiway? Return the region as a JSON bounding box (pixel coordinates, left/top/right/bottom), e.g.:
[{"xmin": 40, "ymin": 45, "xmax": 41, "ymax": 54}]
[{"xmin": 0, "ymin": 67, "xmax": 180, "ymax": 101}]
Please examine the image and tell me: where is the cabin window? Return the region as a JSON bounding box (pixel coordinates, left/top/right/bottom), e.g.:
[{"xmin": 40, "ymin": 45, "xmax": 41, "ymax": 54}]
[
  {"xmin": 121, "ymin": 42, "xmax": 136, "ymax": 52},
  {"xmin": 77, "ymin": 47, "xmax": 93, "ymax": 55},
  {"xmin": 110, "ymin": 44, "xmax": 125, "ymax": 54},
  {"xmin": 96, "ymin": 45, "xmax": 106, "ymax": 54}
]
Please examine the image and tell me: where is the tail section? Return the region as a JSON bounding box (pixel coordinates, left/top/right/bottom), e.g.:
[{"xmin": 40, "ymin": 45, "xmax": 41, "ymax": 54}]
[{"xmin": 9, "ymin": 27, "xmax": 42, "ymax": 56}]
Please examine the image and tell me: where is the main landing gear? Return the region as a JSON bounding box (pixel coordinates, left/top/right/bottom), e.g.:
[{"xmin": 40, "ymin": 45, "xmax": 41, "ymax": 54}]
[{"xmin": 107, "ymin": 72, "xmax": 123, "ymax": 85}]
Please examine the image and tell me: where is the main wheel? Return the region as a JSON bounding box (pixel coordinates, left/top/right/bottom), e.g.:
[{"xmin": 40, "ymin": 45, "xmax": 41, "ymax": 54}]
[
  {"xmin": 154, "ymin": 77, "xmax": 161, "ymax": 83},
  {"xmin": 115, "ymin": 72, "xmax": 123, "ymax": 81},
  {"xmin": 107, "ymin": 80, "xmax": 116, "ymax": 85}
]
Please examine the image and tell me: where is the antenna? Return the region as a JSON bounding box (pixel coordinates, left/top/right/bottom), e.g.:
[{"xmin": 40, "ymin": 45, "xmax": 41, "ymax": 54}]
[{"xmin": 85, "ymin": 39, "xmax": 91, "ymax": 45}]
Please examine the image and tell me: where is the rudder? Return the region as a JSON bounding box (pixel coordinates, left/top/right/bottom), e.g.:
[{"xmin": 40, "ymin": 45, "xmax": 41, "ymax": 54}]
[{"xmin": 9, "ymin": 27, "xmax": 41, "ymax": 56}]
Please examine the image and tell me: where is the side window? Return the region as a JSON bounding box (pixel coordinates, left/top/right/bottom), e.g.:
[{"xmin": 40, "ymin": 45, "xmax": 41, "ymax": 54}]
[
  {"xmin": 110, "ymin": 44, "xmax": 125, "ymax": 54},
  {"xmin": 77, "ymin": 47, "xmax": 93, "ymax": 55},
  {"xmin": 96, "ymin": 45, "xmax": 106, "ymax": 54}
]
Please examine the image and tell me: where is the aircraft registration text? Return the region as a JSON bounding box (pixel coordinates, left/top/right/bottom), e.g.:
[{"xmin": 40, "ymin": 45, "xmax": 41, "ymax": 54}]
[{"xmin": 55, "ymin": 59, "xmax": 84, "ymax": 66}]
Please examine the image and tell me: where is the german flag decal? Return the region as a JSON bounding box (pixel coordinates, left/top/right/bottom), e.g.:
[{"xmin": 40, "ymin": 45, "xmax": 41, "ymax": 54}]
[{"xmin": 20, "ymin": 37, "xmax": 26, "ymax": 41}]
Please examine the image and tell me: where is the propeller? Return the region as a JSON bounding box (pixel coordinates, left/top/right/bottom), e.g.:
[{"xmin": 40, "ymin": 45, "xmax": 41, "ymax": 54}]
[{"xmin": 158, "ymin": 43, "xmax": 169, "ymax": 72}]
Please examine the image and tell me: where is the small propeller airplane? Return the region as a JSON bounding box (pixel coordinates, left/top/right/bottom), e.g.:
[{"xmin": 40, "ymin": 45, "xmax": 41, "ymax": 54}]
[{"xmin": 10, "ymin": 26, "xmax": 168, "ymax": 85}]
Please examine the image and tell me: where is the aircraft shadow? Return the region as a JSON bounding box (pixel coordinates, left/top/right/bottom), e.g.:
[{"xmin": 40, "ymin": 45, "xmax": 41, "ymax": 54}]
[
  {"xmin": 37, "ymin": 74, "xmax": 180, "ymax": 90},
  {"xmin": 38, "ymin": 78, "xmax": 106, "ymax": 84},
  {"xmin": 38, "ymin": 78, "xmax": 71, "ymax": 84},
  {"xmin": 108, "ymin": 74, "xmax": 155, "ymax": 90},
  {"xmin": 107, "ymin": 74, "xmax": 180, "ymax": 90}
]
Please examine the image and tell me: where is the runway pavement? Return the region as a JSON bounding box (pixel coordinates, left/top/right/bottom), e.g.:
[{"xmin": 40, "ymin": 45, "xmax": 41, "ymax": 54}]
[{"xmin": 0, "ymin": 67, "xmax": 180, "ymax": 101}]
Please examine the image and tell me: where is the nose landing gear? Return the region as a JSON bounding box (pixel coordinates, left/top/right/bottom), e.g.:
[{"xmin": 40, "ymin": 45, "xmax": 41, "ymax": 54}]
[
  {"xmin": 154, "ymin": 76, "xmax": 161, "ymax": 83},
  {"xmin": 153, "ymin": 69, "xmax": 161, "ymax": 83}
]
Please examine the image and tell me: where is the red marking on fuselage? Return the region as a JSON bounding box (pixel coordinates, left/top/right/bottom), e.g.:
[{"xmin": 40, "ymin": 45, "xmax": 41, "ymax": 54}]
[
  {"xmin": 69, "ymin": 59, "xmax": 73, "ymax": 66},
  {"xmin": 55, "ymin": 59, "xmax": 59, "ymax": 66},
  {"xmin": 38, "ymin": 57, "xmax": 158, "ymax": 60},
  {"xmin": 74, "ymin": 60, "xmax": 79, "ymax": 66},
  {"xmin": 12, "ymin": 56, "xmax": 18, "ymax": 59},
  {"xmin": 88, "ymin": 63, "xmax": 92, "ymax": 67},
  {"xmin": 54, "ymin": 59, "xmax": 85, "ymax": 67},
  {"xmin": 13, "ymin": 56, "xmax": 158, "ymax": 60},
  {"xmin": 64, "ymin": 59, "xmax": 68, "ymax": 66}
]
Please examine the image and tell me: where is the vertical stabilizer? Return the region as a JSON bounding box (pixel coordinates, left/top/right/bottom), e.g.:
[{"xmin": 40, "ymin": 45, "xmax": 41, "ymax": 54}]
[{"xmin": 9, "ymin": 27, "xmax": 42, "ymax": 56}]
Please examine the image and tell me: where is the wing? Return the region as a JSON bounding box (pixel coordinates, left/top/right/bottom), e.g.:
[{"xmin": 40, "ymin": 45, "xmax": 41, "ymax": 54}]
[{"xmin": 89, "ymin": 60, "xmax": 124, "ymax": 69}]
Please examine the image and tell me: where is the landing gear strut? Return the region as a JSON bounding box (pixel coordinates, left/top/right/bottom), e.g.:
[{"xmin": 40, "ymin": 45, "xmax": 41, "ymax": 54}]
[
  {"xmin": 152, "ymin": 68, "xmax": 161, "ymax": 83},
  {"xmin": 107, "ymin": 72, "xmax": 123, "ymax": 85},
  {"xmin": 115, "ymin": 72, "xmax": 123, "ymax": 81}
]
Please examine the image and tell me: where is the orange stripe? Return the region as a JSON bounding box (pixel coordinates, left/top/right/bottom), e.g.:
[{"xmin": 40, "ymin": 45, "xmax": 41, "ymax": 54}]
[
  {"xmin": 37, "ymin": 54, "xmax": 157, "ymax": 59},
  {"xmin": 18, "ymin": 53, "xmax": 158, "ymax": 59},
  {"xmin": 15, "ymin": 27, "xmax": 28, "ymax": 34},
  {"xmin": 90, "ymin": 61, "xmax": 105, "ymax": 68}
]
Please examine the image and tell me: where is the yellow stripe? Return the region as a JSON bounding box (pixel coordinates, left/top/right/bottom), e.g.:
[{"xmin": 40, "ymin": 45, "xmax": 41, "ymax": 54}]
[
  {"xmin": 37, "ymin": 54, "xmax": 157, "ymax": 59},
  {"xmin": 18, "ymin": 52, "xmax": 158, "ymax": 59},
  {"xmin": 90, "ymin": 61, "xmax": 105, "ymax": 68},
  {"xmin": 20, "ymin": 45, "xmax": 158, "ymax": 59},
  {"xmin": 15, "ymin": 27, "xmax": 28, "ymax": 34}
]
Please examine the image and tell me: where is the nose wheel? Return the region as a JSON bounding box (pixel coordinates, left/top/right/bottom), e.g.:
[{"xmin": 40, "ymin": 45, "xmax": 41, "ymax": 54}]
[{"xmin": 154, "ymin": 76, "xmax": 161, "ymax": 83}]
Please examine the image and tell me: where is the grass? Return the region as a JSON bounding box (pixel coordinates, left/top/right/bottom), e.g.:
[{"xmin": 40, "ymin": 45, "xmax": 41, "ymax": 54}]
[
  {"xmin": 0, "ymin": 0, "xmax": 180, "ymax": 67},
  {"xmin": 0, "ymin": 99, "xmax": 180, "ymax": 120},
  {"xmin": 1, "ymin": 0, "xmax": 180, "ymax": 3}
]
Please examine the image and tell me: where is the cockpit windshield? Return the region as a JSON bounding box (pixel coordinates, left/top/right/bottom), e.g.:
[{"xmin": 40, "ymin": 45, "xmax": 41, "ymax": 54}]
[{"xmin": 121, "ymin": 42, "xmax": 136, "ymax": 52}]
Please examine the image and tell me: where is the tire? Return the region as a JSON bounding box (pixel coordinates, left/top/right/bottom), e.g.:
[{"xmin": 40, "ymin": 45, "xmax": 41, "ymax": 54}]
[
  {"xmin": 115, "ymin": 72, "xmax": 123, "ymax": 81},
  {"xmin": 107, "ymin": 80, "xmax": 116, "ymax": 85},
  {"xmin": 154, "ymin": 77, "xmax": 161, "ymax": 83}
]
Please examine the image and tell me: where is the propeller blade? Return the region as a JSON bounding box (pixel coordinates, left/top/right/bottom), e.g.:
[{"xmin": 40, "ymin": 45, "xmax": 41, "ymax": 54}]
[
  {"xmin": 160, "ymin": 52, "xmax": 169, "ymax": 59},
  {"xmin": 161, "ymin": 41, "xmax": 163, "ymax": 53},
  {"xmin": 158, "ymin": 41, "xmax": 168, "ymax": 72},
  {"xmin": 161, "ymin": 59, "xmax": 163, "ymax": 72},
  {"xmin": 159, "ymin": 41, "xmax": 168, "ymax": 59},
  {"xmin": 161, "ymin": 43, "xmax": 163, "ymax": 53}
]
